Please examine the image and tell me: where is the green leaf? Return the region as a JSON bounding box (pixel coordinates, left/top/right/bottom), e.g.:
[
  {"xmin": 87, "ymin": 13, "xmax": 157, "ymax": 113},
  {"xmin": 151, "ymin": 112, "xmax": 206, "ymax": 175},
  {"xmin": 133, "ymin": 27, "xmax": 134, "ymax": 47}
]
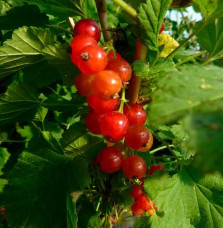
[
  {"xmin": 133, "ymin": 59, "xmax": 175, "ymax": 77},
  {"xmin": 0, "ymin": 5, "xmax": 49, "ymax": 30},
  {"xmin": 0, "ymin": 147, "xmax": 10, "ymax": 193},
  {"xmin": 35, "ymin": 106, "xmax": 48, "ymax": 123},
  {"xmin": 77, "ymin": 196, "xmax": 101, "ymax": 228},
  {"xmin": 149, "ymin": 65, "xmax": 223, "ymax": 124},
  {"xmin": 193, "ymin": 0, "xmax": 223, "ymax": 22},
  {"xmin": 197, "ymin": 18, "xmax": 223, "ymax": 62},
  {"xmin": 21, "ymin": 0, "xmax": 86, "ymax": 19},
  {"xmin": 0, "ymin": 1, "xmax": 11, "ymax": 16},
  {"xmin": 0, "ymin": 147, "xmax": 10, "ymax": 176},
  {"xmin": 182, "ymin": 110, "xmax": 223, "ymax": 173},
  {"xmin": 67, "ymin": 193, "xmax": 77, "ymax": 228},
  {"xmin": 143, "ymin": 167, "xmax": 223, "ymax": 228},
  {"xmin": 125, "ymin": 0, "xmax": 146, "ymax": 9},
  {"xmin": 22, "ymin": 61, "xmax": 63, "ymax": 87},
  {"xmin": 61, "ymin": 123, "xmax": 105, "ymax": 160},
  {"xmin": 42, "ymin": 43, "xmax": 79, "ymax": 83},
  {"xmin": 3, "ymin": 131, "xmax": 90, "ymax": 228},
  {"xmin": 137, "ymin": 0, "xmax": 172, "ymax": 50},
  {"xmin": 133, "ymin": 61, "xmax": 150, "ymax": 77},
  {"xmin": 0, "ymin": 83, "xmax": 40, "ymax": 126},
  {"xmin": 0, "ymin": 26, "xmax": 54, "ymax": 79}
]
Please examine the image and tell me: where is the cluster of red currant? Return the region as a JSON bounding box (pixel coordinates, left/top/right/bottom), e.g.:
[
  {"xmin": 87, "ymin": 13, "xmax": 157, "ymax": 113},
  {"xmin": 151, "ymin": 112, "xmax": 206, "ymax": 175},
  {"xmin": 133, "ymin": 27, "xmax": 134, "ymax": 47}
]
[
  {"xmin": 129, "ymin": 164, "xmax": 165, "ymax": 216},
  {"xmin": 69, "ymin": 18, "xmax": 163, "ymax": 217}
]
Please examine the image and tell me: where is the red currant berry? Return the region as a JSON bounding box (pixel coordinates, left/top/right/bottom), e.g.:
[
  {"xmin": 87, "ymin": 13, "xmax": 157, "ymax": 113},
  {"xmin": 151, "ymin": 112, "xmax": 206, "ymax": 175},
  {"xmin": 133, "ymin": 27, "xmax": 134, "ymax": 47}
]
[
  {"xmin": 92, "ymin": 70, "xmax": 122, "ymax": 100},
  {"xmin": 85, "ymin": 112, "xmax": 101, "ymax": 135},
  {"xmin": 125, "ymin": 125, "xmax": 149, "ymax": 150},
  {"xmin": 77, "ymin": 45, "xmax": 107, "ymax": 75},
  {"xmin": 122, "ymin": 155, "xmax": 147, "ymax": 179},
  {"xmin": 107, "ymin": 51, "xmax": 122, "ymax": 61},
  {"xmin": 130, "ymin": 182, "xmax": 144, "ymax": 200},
  {"xmin": 123, "ymin": 103, "xmax": 146, "ymax": 126},
  {"xmin": 97, "ymin": 147, "xmax": 123, "ymax": 173},
  {"xmin": 131, "ymin": 201, "xmax": 144, "ymax": 216},
  {"xmin": 73, "ymin": 19, "xmax": 101, "ymax": 42},
  {"xmin": 148, "ymin": 165, "xmax": 166, "ymax": 176},
  {"xmin": 87, "ymin": 96, "xmax": 120, "ymax": 115},
  {"xmin": 74, "ymin": 73, "xmax": 95, "ymax": 97},
  {"xmin": 138, "ymin": 196, "xmax": 152, "ymax": 211},
  {"xmin": 70, "ymin": 35, "xmax": 97, "ymax": 65},
  {"xmin": 137, "ymin": 131, "xmax": 153, "ymax": 152},
  {"xmin": 148, "ymin": 209, "xmax": 154, "ymax": 216},
  {"xmin": 106, "ymin": 58, "xmax": 132, "ymax": 82},
  {"xmin": 159, "ymin": 22, "xmax": 165, "ymax": 34},
  {"xmin": 100, "ymin": 112, "xmax": 129, "ymax": 141}
]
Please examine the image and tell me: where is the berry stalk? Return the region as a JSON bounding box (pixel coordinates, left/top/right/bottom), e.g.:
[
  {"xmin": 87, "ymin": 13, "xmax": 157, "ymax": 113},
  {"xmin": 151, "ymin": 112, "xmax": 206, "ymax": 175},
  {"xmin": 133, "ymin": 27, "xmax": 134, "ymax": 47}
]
[
  {"xmin": 127, "ymin": 38, "xmax": 148, "ymax": 103},
  {"xmin": 111, "ymin": 0, "xmax": 137, "ymax": 20},
  {"xmin": 95, "ymin": 0, "xmax": 111, "ymax": 42}
]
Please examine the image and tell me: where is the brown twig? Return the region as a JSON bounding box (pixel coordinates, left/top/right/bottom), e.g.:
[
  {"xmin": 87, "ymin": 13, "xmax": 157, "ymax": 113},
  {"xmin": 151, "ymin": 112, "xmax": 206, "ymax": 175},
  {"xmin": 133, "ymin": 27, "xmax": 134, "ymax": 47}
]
[{"xmin": 95, "ymin": 0, "xmax": 111, "ymax": 42}]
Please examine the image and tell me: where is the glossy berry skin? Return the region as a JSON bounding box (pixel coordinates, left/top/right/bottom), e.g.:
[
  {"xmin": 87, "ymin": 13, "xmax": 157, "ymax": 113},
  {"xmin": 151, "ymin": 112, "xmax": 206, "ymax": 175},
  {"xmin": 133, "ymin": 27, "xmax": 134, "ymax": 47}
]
[
  {"xmin": 87, "ymin": 96, "xmax": 120, "ymax": 114},
  {"xmin": 130, "ymin": 182, "xmax": 144, "ymax": 200},
  {"xmin": 92, "ymin": 70, "xmax": 122, "ymax": 100},
  {"xmin": 73, "ymin": 19, "xmax": 101, "ymax": 42},
  {"xmin": 123, "ymin": 103, "xmax": 146, "ymax": 126},
  {"xmin": 159, "ymin": 23, "xmax": 165, "ymax": 34},
  {"xmin": 100, "ymin": 112, "xmax": 129, "ymax": 141},
  {"xmin": 85, "ymin": 112, "xmax": 101, "ymax": 135},
  {"xmin": 138, "ymin": 196, "xmax": 152, "ymax": 211},
  {"xmin": 97, "ymin": 147, "xmax": 123, "ymax": 173},
  {"xmin": 74, "ymin": 73, "xmax": 95, "ymax": 97},
  {"xmin": 77, "ymin": 45, "xmax": 107, "ymax": 75},
  {"xmin": 106, "ymin": 58, "xmax": 132, "ymax": 82},
  {"xmin": 125, "ymin": 125, "xmax": 149, "ymax": 150},
  {"xmin": 131, "ymin": 201, "xmax": 144, "ymax": 216},
  {"xmin": 137, "ymin": 131, "xmax": 153, "ymax": 152},
  {"xmin": 122, "ymin": 155, "xmax": 147, "ymax": 179},
  {"xmin": 70, "ymin": 35, "xmax": 97, "ymax": 65},
  {"xmin": 107, "ymin": 51, "xmax": 122, "ymax": 61},
  {"xmin": 149, "ymin": 164, "xmax": 166, "ymax": 176}
]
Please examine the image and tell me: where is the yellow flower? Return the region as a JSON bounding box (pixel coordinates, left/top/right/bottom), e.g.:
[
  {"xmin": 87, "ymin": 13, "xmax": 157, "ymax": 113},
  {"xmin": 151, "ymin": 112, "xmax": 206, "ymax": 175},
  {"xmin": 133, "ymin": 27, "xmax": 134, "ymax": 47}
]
[{"xmin": 158, "ymin": 33, "xmax": 179, "ymax": 57}]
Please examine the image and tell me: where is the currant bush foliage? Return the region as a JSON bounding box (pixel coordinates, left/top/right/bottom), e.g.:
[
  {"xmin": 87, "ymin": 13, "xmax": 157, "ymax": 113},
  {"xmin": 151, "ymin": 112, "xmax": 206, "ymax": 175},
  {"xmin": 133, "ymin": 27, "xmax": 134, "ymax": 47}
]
[{"xmin": 0, "ymin": 0, "xmax": 223, "ymax": 227}]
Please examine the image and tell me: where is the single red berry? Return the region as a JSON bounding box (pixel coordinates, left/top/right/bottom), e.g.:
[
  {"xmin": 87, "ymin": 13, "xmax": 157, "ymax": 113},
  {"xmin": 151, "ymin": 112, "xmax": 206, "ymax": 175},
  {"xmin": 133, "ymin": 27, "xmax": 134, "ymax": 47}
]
[
  {"xmin": 92, "ymin": 70, "xmax": 122, "ymax": 100},
  {"xmin": 137, "ymin": 131, "xmax": 153, "ymax": 152},
  {"xmin": 73, "ymin": 19, "xmax": 101, "ymax": 42},
  {"xmin": 159, "ymin": 23, "xmax": 165, "ymax": 34},
  {"xmin": 70, "ymin": 35, "xmax": 97, "ymax": 65},
  {"xmin": 107, "ymin": 51, "xmax": 122, "ymax": 61},
  {"xmin": 125, "ymin": 125, "xmax": 149, "ymax": 150},
  {"xmin": 85, "ymin": 112, "xmax": 101, "ymax": 135},
  {"xmin": 100, "ymin": 112, "xmax": 129, "ymax": 141},
  {"xmin": 106, "ymin": 58, "xmax": 132, "ymax": 82},
  {"xmin": 123, "ymin": 103, "xmax": 146, "ymax": 126},
  {"xmin": 148, "ymin": 165, "xmax": 166, "ymax": 176},
  {"xmin": 122, "ymin": 155, "xmax": 147, "ymax": 179},
  {"xmin": 77, "ymin": 45, "xmax": 107, "ymax": 75},
  {"xmin": 87, "ymin": 96, "xmax": 120, "ymax": 114},
  {"xmin": 130, "ymin": 182, "xmax": 144, "ymax": 200},
  {"xmin": 74, "ymin": 73, "xmax": 95, "ymax": 97},
  {"xmin": 138, "ymin": 196, "xmax": 152, "ymax": 211},
  {"xmin": 97, "ymin": 147, "xmax": 123, "ymax": 173},
  {"xmin": 131, "ymin": 201, "xmax": 144, "ymax": 216}
]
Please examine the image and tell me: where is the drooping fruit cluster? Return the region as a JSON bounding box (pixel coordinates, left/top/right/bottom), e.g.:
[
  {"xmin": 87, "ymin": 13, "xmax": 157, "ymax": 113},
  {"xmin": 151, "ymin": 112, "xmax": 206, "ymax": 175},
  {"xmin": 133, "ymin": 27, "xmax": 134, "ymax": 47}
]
[
  {"xmin": 70, "ymin": 18, "xmax": 155, "ymax": 217},
  {"xmin": 129, "ymin": 165, "xmax": 166, "ymax": 216},
  {"xmin": 130, "ymin": 182, "xmax": 157, "ymax": 216}
]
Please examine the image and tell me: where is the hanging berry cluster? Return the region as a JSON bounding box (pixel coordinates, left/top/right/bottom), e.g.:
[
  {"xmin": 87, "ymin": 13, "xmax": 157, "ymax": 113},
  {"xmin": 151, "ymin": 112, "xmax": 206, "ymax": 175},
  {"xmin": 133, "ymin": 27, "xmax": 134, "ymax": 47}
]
[{"xmin": 69, "ymin": 18, "xmax": 159, "ymax": 217}]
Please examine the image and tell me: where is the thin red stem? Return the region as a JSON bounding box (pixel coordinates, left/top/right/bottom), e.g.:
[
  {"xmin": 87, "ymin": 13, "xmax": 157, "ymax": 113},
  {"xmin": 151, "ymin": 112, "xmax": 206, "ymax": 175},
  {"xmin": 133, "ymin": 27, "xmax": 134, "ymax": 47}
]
[{"xmin": 127, "ymin": 38, "xmax": 148, "ymax": 103}]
